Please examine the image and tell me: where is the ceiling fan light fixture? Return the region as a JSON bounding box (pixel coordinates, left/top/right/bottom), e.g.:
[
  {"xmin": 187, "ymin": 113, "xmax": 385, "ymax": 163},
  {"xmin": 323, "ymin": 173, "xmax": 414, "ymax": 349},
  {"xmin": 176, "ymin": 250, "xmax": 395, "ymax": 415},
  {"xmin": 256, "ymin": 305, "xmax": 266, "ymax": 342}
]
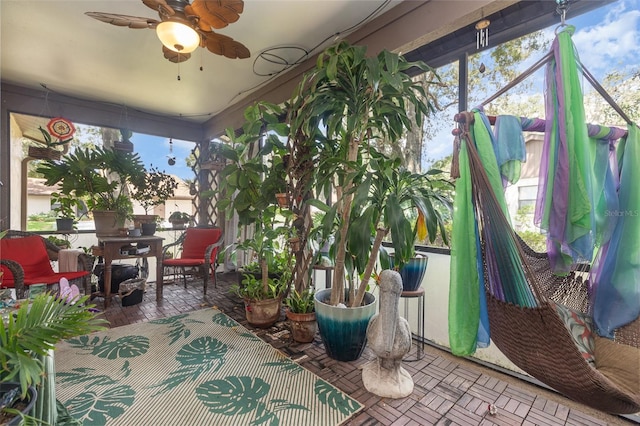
[{"xmin": 156, "ymin": 20, "xmax": 200, "ymax": 53}]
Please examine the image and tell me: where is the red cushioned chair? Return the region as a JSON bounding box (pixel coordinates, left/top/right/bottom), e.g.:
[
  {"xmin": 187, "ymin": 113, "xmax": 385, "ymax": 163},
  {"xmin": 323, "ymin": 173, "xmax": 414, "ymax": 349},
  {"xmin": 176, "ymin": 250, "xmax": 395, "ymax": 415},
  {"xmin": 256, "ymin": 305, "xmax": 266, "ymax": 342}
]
[
  {"xmin": 162, "ymin": 227, "xmax": 223, "ymax": 295},
  {"xmin": 0, "ymin": 231, "xmax": 91, "ymax": 299}
]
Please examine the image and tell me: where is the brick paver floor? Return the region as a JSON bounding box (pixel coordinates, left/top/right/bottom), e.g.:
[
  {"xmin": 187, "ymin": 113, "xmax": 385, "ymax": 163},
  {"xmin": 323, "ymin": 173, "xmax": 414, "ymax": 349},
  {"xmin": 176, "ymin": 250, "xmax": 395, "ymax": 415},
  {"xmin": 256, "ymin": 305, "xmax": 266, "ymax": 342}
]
[{"xmin": 95, "ymin": 271, "xmax": 638, "ymax": 426}]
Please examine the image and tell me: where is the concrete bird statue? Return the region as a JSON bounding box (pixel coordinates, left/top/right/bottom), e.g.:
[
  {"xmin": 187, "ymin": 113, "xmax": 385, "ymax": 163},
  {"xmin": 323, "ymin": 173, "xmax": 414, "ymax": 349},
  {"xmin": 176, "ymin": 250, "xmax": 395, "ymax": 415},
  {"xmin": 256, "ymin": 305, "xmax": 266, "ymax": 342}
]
[{"xmin": 362, "ymin": 269, "xmax": 414, "ymax": 398}]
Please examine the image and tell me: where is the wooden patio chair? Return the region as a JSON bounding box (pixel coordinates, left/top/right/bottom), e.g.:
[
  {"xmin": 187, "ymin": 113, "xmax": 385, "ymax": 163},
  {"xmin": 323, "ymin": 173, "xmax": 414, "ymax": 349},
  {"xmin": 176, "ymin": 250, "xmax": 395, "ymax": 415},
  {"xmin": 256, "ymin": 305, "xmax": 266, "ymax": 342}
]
[
  {"xmin": 0, "ymin": 230, "xmax": 93, "ymax": 298},
  {"xmin": 162, "ymin": 227, "xmax": 223, "ymax": 295}
]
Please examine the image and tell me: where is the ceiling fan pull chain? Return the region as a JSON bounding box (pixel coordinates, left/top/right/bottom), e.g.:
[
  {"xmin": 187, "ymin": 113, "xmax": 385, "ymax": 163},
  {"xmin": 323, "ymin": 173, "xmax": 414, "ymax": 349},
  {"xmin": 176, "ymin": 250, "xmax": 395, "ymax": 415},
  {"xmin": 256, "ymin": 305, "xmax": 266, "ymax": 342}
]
[{"xmin": 177, "ymin": 60, "xmax": 181, "ymax": 81}]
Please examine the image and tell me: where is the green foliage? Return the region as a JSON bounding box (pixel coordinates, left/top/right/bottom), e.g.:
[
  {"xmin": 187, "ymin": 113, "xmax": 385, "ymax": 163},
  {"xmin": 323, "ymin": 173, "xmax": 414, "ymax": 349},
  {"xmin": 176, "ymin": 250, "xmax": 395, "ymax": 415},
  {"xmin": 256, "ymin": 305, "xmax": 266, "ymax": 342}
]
[
  {"xmin": 27, "ymin": 212, "xmax": 55, "ymax": 222},
  {"xmin": 231, "ymin": 273, "xmax": 287, "ymax": 301},
  {"xmin": 516, "ymin": 230, "xmax": 546, "ymax": 252},
  {"xmin": 288, "ymin": 41, "xmax": 441, "ymax": 306},
  {"xmin": 216, "ymin": 102, "xmax": 295, "ymax": 296},
  {"xmin": 285, "ymin": 288, "xmax": 315, "ymax": 314},
  {"xmin": 168, "ymin": 211, "xmax": 192, "ymax": 223},
  {"xmin": 356, "ymin": 151, "xmax": 453, "ymax": 270},
  {"xmin": 36, "ymin": 147, "xmax": 146, "ymax": 225},
  {"xmin": 50, "ymin": 192, "xmax": 85, "ymax": 220},
  {"xmin": 46, "ymin": 235, "xmax": 69, "ymax": 248},
  {"xmin": 131, "ymin": 165, "xmax": 178, "ymax": 214},
  {"xmin": 0, "ymin": 293, "xmax": 107, "ymax": 398},
  {"xmin": 217, "ymin": 102, "xmax": 289, "ymax": 228},
  {"xmin": 33, "ymin": 125, "xmax": 71, "ymax": 149}
]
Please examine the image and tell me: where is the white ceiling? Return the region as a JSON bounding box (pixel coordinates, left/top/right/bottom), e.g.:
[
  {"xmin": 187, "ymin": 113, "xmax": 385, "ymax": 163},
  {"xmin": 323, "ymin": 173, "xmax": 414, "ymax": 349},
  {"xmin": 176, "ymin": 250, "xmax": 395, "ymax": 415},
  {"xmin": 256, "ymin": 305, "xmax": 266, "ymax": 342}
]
[{"xmin": 1, "ymin": 0, "xmax": 400, "ymax": 124}]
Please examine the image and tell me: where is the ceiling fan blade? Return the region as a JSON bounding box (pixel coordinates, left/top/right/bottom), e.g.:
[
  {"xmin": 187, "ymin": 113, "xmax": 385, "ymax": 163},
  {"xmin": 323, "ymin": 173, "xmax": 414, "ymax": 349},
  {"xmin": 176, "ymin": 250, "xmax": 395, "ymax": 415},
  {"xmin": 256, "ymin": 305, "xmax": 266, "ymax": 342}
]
[
  {"xmin": 85, "ymin": 12, "xmax": 159, "ymax": 29},
  {"xmin": 188, "ymin": 0, "xmax": 244, "ymax": 30},
  {"xmin": 142, "ymin": 0, "xmax": 175, "ymax": 16},
  {"xmin": 202, "ymin": 31, "xmax": 250, "ymax": 59},
  {"xmin": 162, "ymin": 45, "xmax": 191, "ymax": 63}
]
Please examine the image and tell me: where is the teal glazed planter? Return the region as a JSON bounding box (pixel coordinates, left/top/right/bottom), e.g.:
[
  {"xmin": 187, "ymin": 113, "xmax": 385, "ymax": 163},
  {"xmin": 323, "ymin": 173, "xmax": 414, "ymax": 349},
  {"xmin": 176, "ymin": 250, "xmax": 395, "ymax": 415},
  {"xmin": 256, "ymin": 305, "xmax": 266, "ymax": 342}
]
[
  {"xmin": 394, "ymin": 254, "xmax": 429, "ymax": 291},
  {"xmin": 314, "ymin": 288, "xmax": 376, "ymax": 362}
]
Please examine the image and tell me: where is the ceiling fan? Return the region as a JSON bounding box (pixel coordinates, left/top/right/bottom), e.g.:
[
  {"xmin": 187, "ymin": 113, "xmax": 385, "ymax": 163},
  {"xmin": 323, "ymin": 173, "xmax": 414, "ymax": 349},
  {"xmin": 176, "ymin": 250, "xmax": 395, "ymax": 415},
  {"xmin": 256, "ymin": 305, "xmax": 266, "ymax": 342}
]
[{"xmin": 86, "ymin": 0, "xmax": 250, "ymax": 63}]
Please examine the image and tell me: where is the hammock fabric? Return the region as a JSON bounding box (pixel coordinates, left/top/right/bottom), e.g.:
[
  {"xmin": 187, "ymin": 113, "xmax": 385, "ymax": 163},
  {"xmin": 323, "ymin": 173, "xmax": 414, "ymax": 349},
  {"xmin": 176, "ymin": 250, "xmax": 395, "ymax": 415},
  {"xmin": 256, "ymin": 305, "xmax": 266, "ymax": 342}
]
[
  {"xmin": 448, "ymin": 26, "xmax": 640, "ymax": 414},
  {"xmin": 452, "ymin": 111, "xmax": 640, "ymax": 414}
]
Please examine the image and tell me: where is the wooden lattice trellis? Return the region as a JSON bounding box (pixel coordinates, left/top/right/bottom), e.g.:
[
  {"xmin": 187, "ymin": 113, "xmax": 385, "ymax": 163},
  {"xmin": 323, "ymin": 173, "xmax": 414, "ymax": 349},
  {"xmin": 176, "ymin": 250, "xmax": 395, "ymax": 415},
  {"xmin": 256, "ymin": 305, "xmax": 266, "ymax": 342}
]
[{"xmin": 192, "ymin": 140, "xmax": 226, "ymax": 231}]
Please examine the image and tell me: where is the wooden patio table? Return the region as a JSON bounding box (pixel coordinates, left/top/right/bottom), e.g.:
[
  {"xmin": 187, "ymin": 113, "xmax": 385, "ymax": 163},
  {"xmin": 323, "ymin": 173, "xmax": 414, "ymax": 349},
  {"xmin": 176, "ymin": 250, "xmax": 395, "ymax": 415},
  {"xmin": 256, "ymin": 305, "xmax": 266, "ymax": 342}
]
[{"xmin": 92, "ymin": 235, "xmax": 164, "ymax": 308}]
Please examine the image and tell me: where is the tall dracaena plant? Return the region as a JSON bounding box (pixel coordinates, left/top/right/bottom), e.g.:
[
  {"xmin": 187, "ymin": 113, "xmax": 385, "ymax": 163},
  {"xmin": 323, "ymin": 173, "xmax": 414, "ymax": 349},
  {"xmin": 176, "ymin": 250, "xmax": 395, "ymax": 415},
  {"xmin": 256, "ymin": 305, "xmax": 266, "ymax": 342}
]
[{"xmin": 290, "ymin": 41, "xmax": 438, "ymax": 307}]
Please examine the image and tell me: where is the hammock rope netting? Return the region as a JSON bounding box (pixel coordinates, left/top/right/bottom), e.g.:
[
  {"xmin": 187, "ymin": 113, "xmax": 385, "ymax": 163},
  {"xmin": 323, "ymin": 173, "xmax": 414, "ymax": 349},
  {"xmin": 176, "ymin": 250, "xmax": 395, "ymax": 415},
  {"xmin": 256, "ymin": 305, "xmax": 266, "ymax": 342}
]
[{"xmin": 448, "ymin": 25, "xmax": 639, "ymax": 415}]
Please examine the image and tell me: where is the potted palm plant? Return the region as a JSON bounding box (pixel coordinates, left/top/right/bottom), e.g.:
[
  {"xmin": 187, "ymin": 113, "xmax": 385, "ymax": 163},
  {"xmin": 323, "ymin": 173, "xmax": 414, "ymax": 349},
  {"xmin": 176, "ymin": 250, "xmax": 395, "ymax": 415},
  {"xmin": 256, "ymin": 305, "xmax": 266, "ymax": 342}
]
[
  {"xmin": 37, "ymin": 146, "xmax": 146, "ymax": 236},
  {"xmin": 0, "ymin": 293, "xmax": 106, "ymax": 425}
]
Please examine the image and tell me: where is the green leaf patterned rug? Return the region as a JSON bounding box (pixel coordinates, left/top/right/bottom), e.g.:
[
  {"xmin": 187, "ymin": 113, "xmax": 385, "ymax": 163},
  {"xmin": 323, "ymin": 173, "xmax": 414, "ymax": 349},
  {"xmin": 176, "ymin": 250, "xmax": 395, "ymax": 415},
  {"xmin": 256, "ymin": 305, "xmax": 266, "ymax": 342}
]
[{"xmin": 55, "ymin": 308, "xmax": 362, "ymax": 425}]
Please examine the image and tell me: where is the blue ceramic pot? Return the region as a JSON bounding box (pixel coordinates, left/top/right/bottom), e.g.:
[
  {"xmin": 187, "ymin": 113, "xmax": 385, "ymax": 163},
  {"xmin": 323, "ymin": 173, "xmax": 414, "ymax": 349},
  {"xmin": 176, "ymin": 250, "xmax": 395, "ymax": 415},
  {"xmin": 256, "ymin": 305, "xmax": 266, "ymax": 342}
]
[
  {"xmin": 314, "ymin": 288, "xmax": 376, "ymax": 362},
  {"xmin": 400, "ymin": 255, "xmax": 429, "ymax": 291},
  {"xmin": 392, "ymin": 254, "xmax": 429, "ymax": 291}
]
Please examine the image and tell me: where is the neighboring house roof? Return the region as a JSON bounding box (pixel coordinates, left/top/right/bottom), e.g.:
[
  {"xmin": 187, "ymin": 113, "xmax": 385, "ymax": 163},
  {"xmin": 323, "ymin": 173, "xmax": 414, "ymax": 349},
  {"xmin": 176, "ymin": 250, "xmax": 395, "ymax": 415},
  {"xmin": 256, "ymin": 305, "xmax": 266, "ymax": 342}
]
[
  {"xmin": 28, "ymin": 178, "xmax": 57, "ymax": 196},
  {"xmin": 172, "ymin": 176, "xmax": 193, "ymax": 200}
]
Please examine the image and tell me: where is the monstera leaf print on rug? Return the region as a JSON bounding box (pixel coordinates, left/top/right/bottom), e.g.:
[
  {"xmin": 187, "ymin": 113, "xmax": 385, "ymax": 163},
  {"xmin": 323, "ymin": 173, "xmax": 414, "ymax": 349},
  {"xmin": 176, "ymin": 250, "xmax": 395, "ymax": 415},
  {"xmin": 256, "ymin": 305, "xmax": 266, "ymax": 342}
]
[{"xmin": 55, "ymin": 308, "xmax": 362, "ymax": 425}]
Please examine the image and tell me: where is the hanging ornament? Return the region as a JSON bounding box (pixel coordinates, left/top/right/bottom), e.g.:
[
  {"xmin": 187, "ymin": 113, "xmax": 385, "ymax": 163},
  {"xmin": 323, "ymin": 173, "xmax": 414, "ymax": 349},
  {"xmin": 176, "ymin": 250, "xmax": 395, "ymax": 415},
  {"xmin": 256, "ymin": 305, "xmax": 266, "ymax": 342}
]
[
  {"xmin": 46, "ymin": 117, "xmax": 76, "ymax": 141},
  {"xmin": 167, "ymin": 138, "xmax": 176, "ymax": 166},
  {"xmin": 475, "ymin": 18, "xmax": 490, "ymax": 50}
]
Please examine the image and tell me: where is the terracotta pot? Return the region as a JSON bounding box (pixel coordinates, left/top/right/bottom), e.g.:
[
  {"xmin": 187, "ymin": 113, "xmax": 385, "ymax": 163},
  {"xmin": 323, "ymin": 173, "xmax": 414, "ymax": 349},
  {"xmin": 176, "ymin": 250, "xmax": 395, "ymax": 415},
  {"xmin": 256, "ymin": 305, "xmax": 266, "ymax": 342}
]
[
  {"xmin": 286, "ymin": 309, "xmax": 317, "ymax": 343},
  {"xmin": 288, "ymin": 237, "xmax": 301, "ymax": 252},
  {"xmin": 93, "ymin": 210, "xmax": 121, "ymax": 237},
  {"xmin": 276, "ymin": 193, "xmax": 289, "ymax": 208},
  {"xmin": 244, "ymin": 296, "xmax": 282, "ymax": 328}
]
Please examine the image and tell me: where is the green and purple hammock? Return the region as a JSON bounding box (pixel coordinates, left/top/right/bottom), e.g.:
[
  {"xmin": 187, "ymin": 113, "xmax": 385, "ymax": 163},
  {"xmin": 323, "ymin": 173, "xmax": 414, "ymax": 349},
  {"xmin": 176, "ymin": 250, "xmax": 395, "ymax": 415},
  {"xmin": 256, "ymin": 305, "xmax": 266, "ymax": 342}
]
[{"xmin": 448, "ymin": 26, "xmax": 639, "ymax": 413}]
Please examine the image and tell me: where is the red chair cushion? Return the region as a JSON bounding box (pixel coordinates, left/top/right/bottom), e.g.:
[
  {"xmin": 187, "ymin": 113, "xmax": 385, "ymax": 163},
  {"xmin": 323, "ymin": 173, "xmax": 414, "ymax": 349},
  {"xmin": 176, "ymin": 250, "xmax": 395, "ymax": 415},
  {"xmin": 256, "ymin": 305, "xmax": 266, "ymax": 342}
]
[
  {"xmin": 180, "ymin": 228, "xmax": 222, "ymax": 262},
  {"xmin": 163, "ymin": 258, "xmax": 205, "ymax": 267},
  {"xmin": 23, "ymin": 271, "xmax": 88, "ymax": 286},
  {"xmin": 0, "ymin": 236, "xmax": 88, "ymax": 286}
]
